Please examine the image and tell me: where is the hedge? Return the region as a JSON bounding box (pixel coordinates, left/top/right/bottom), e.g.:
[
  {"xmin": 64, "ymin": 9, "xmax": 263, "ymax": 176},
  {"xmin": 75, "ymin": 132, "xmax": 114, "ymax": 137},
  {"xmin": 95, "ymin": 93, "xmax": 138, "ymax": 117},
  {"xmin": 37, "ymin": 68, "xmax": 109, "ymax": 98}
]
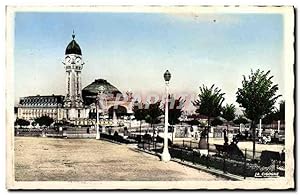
[
  {"xmin": 168, "ymin": 147, "xmax": 284, "ymax": 177},
  {"xmin": 100, "ymin": 133, "xmax": 137, "ymax": 144}
]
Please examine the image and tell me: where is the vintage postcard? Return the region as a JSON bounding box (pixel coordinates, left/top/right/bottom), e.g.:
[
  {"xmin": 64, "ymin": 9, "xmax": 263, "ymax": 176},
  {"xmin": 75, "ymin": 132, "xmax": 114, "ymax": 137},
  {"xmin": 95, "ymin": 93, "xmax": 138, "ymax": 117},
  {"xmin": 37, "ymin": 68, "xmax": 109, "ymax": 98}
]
[{"xmin": 6, "ymin": 6, "xmax": 295, "ymax": 190}]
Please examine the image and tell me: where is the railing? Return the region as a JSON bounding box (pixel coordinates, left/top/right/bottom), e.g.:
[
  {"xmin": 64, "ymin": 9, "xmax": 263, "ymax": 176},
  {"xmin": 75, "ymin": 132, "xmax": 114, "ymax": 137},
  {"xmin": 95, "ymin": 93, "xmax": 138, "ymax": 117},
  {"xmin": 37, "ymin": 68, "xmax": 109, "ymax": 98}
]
[{"xmin": 139, "ymin": 138, "xmax": 285, "ymax": 178}]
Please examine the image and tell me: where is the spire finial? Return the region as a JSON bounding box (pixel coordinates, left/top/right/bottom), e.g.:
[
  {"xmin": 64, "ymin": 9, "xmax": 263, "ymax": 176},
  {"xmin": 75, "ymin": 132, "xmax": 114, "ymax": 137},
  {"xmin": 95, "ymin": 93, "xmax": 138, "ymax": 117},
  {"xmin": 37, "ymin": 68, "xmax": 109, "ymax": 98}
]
[{"xmin": 72, "ymin": 30, "xmax": 75, "ymax": 40}]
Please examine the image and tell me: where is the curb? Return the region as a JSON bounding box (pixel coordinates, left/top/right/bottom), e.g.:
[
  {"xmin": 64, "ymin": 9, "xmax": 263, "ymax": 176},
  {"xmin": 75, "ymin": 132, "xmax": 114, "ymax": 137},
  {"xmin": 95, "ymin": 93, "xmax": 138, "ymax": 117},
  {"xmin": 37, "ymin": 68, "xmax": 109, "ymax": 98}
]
[
  {"xmin": 135, "ymin": 147, "xmax": 161, "ymax": 157},
  {"xmin": 100, "ymin": 138, "xmax": 123, "ymax": 145}
]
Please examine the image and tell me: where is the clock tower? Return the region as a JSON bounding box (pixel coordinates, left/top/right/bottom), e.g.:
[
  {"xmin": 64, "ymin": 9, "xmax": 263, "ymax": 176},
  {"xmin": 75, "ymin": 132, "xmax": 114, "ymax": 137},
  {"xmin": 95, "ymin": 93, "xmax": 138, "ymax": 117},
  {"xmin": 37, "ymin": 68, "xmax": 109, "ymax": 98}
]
[{"xmin": 63, "ymin": 31, "xmax": 84, "ymax": 120}]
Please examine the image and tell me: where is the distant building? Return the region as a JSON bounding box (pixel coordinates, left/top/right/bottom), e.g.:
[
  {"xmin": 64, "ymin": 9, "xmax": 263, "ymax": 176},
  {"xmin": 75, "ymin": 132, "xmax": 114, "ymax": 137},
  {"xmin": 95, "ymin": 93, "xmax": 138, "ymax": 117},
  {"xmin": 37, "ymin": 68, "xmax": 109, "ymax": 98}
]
[
  {"xmin": 17, "ymin": 95, "xmax": 65, "ymax": 121},
  {"xmin": 82, "ymin": 78, "xmax": 132, "ymax": 119},
  {"xmin": 16, "ymin": 32, "xmax": 132, "ymax": 124}
]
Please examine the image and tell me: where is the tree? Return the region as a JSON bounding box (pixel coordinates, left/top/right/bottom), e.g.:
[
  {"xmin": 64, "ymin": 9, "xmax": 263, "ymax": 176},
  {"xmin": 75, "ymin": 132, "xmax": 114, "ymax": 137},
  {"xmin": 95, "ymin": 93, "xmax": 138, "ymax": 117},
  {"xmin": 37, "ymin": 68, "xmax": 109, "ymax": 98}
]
[
  {"xmin": 34, "ymin": 116, "xmax": 54, "ymax": 126},
  {"xmin": 262, "ymin": 110, "xmax": 279, "ymax": 125},
  {"xmin": 221, "ymin": 103, "xmax": 236, "ymax": 133},
  {"xmin": 164, "ymin": 95, "xmax": 186, "ymax": 142},
  {"xmin": 236, "ymin": 69, "xmax": 281, "ymax": 158},
  {"xmin": 211, "ymin": 118, "xmax": 224, "ymax": 126},
  {"xmin": 15, "ymin": 118, "xmax": 30, "ymax": 126},
  {"xmin": 145, "ymin": 101, "xmax": 163, "ymax": 136},
  {"xmin": 233, "ymin": 116, "xmax": 250, "ymax": 125},
  {"xmin": 167, "ymin": 95, "xmax": 186, "ymax": 125},
  {"xmin": 132, "ymin": 100, "xmax": 147, "ymax": 138},
  {"xmin": 193, "ymin": 84, "xmax": 225, "ymax": 143},
  {"xmin": 262, "ymin": 100, "xmax": 285, "ymax": 126},
  {"xmin": 108, "ymin": 105, "xmax": 127, "ymax": 118},
  {"xmin": 186, "ymin": 119, "xmax": 200, "ymax": 126}
]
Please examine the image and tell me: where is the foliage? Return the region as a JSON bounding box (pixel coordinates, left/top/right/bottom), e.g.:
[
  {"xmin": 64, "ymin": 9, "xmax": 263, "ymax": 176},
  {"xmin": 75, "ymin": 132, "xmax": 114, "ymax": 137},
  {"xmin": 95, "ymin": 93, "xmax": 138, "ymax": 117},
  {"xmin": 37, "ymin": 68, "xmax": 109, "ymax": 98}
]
[
  {"xmin": 169, "ymin": 147, "xmax": 284, "ymax": 177},
  {"xmin": 143, "ymin": 133, "xmax": 152, "ymax": 142},
  {"xmin": 193, "ymin": 84, "xmax": 225, "ymax": 125},
  {"xmin": 260, "ymin": 151, "xmax": 281, "ymax": 167},
  {"xmin": 34, "ymin": 116, "xmax": 54, "ymax": 126},
  {"xmin": 145, "ymin": 101, "xmax": 163, "ymax": 126},
  {"xmin": 187, "ymin": 119, "xmax": 200, "ymax": 126},
  {"xmin": 262, "ymin": 100, "xmax": 285, "ymax": 124},
  {"xmin": 113, "ymin": 131, "xmax": 119, "ymax": 137},
  {"xmin": 236, "ymin": 69, "xmax": 281, "ymax": 123},
  {"xmin": 211, "ymin": 118, "xmax": 224, "ymax": 126},
  {"xmin": 236, "ymin": 69, "xmax": 281, "ymax": 157},
  {"xmin": 156, "ymin": 135, "xmax": 173, "ymax": 146},
  {"xmin": 262, "ymin": 110, "xmax": 279, "ymax": 124},
  {"xmin": 53, "ymin": 122, "xmax": 64, "ymax": 126},
  {"xmin": 167, "ymin": 95, "xmax": 186, "ymax": 125},
  {"xmin": 233, "ymin": 116, "xmax": 250, "ymax": 125},
  {"xmin": 108, "ymin": 105, "xmax": 127, "ymax": 118},
  {"xmin": 100, "ymin": 133, "xmax": 136, "ymax": 144},
  {"xmin": 132, "ymin": 100, "xmax": 147, "ymax": 122},
  {"xmin": 15, "ymin": 118, "xmax": 30, "ymax": 126},
  {"xmin": 221, "ymin": 103, "xmax": 236, "ymax": 132},
  {"xmin": 221, "ymin": 104, "xmax": 236, "ymax": 123},
  {"xmin": 132, "ymin": 100, "xmax": 148, "ymax": 135}
]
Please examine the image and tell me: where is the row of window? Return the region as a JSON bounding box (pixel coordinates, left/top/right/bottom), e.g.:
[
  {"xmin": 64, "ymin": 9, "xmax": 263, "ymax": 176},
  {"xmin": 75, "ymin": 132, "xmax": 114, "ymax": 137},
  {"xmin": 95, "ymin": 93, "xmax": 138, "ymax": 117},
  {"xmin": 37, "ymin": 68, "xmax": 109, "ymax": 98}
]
[
  {"xmin": 21, "ymin": 112, "xmax": 58, "ymax": 116},
  {"xmin": 20, "ymin": 104, "xmax": 62, "ymax": 107},
  {"xmin": 20, "ymin": 113, "xmax": 59, "ymax": 120},
  {"xmin": 65, "ymin": 66, "xmax": 82, "ymax": 70},
  {"xmin": 20, "ymin": 109, "xmax": 59, "ymax": 115},
  {"xmin": 21, "ymin": 98, "xmax": 60, "ymax": 104}
]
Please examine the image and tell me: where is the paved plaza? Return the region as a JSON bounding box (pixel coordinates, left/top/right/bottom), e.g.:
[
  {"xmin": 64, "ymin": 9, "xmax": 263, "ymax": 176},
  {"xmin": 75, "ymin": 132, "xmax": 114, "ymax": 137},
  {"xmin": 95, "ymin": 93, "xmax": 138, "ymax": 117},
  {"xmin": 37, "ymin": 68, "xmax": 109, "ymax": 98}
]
[{"xmin": 14, "ymin": 137, "xmax": 225, "ymax": 181}]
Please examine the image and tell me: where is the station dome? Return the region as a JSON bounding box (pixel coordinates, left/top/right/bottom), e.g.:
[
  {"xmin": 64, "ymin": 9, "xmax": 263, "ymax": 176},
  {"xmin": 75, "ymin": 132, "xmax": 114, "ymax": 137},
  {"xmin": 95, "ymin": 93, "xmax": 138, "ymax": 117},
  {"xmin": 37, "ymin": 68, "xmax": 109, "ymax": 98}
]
[{"xmin": 82, "ymin": 79, "xmax": 124, "ymax": 105}]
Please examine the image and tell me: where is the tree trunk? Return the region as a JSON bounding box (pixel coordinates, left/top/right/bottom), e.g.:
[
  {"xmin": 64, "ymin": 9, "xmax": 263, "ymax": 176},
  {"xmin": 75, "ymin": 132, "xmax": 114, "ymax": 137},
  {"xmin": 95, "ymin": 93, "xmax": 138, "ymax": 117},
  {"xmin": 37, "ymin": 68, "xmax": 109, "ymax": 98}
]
[
  {"xmin": 251, "ymin": 121, "xmax": 256, "ymax": 160},
  {"xmin": 207, "ymin": 117, "xmax": 210, "ymax": 145},
  {"xmin": 171, "ymin": 125, "xmax": 174, "ymax": 143},
  {"xmin": 225, "ymin": 121, "xmax": 229, "ymax": 145},
  {"xmin": 140, "ymin": 120, "xmax": 142, "ymax": 141},
  {"xmin": 152, "ymin": 123, "xmax": 155, "ymax": 139},
  {"xmin": 227, "ymin": 122, "xmax": 229, "ymax": 137}
]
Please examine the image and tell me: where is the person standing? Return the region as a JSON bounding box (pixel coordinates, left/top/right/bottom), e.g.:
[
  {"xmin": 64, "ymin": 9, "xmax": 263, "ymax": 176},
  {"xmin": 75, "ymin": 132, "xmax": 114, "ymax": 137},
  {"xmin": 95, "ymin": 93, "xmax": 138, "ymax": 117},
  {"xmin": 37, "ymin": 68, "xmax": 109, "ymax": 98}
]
[{"xmin": 223, "ymin": 128, "xmax": 228, "ymax": 145}]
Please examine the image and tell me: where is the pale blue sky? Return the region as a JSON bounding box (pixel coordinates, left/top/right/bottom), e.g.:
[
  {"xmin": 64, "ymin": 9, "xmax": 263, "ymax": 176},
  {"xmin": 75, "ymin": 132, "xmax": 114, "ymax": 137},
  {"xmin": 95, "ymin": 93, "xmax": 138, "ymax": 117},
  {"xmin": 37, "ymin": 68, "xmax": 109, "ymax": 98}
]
[{"xmin": 14, "ymin": 12, "xmax": 285, "ymax": 109}]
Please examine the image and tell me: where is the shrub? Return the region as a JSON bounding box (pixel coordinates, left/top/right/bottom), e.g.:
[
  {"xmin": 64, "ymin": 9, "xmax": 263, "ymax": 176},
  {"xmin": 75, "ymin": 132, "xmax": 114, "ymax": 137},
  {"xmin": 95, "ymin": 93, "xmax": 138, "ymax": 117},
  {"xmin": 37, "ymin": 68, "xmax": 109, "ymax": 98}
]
[
  {"xmin": 143, "ymin": 133, "xmax": 152, "ymax": 143},
  {"xmin": 260, "ymin": 151, "xmax": 280, "ymax": 167},
  {"xmin": 168, "ymin": 147, "xmax": 281, "ymax": 177},
  {"xmin": 100, "ymin": 132, "xmax": 136, "ymax": 144},
  {"xmin": 113, "ymin": 131, "xmax": 119, "ymax": 137},
  {"xmin": 15, "ymin": 118, "xmax": 30, "ymax": 126},
  {"xmin": 35, "ymin": 116, "xmax": 54, "ymax": 126},
  {"xmin": 211, "ymin": 118, "xmax": 223, "ymax": 126},
  {"xmin": 156, "ymin": 136, "xmax": 173, "ymax": 146}
]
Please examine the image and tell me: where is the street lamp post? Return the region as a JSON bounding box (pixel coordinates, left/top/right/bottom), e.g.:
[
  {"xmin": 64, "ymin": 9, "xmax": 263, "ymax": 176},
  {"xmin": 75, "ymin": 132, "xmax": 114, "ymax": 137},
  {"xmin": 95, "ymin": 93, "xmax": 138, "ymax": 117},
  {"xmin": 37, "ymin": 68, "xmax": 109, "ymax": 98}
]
[
  {"xmin": 161, "ymin": 70, "xmax": 171, "ymax": 162},
  {"xmin": 95, "ymin": 92, "xmax": 101, "ymax": 140},
  {"xmin": 96, "ymin": 86, "xmax": 105, "ymax": 140},
  {"xmin": 95, "ymin": 110, "xmax": 100, "ymax": 139}
]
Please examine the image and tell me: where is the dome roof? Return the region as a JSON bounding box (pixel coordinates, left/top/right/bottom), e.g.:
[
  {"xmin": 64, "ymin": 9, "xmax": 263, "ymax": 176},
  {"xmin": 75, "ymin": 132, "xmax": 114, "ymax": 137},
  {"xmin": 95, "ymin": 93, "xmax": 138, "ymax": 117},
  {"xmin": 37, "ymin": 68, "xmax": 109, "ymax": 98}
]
[
  {"xmin": 65, "ymin": 33, "xmax": 82, "ymax": 55},
  {"xmin": 82, "ymin": 79, "xmax": 124, "ymax": 105}
]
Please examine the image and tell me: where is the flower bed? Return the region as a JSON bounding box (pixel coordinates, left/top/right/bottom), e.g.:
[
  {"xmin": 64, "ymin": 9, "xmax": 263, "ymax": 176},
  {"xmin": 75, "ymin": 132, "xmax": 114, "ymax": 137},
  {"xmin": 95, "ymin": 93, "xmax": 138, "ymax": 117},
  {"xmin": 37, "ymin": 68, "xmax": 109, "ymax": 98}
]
[{"xmin": 168, "ymin": 147, "xmax": 284, "ymax": 177}]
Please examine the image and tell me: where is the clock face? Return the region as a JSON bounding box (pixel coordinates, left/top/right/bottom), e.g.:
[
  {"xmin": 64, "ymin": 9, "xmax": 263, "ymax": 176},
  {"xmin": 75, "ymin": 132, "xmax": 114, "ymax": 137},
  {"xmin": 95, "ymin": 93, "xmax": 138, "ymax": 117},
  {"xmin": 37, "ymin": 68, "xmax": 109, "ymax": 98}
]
[
  {"xmin": 76, "ymin": 57, "xmax": 81, "ymax": 64},
  {"xmin": 65, "ymin": 56, "xmax": 71, "ymax": 63}
]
